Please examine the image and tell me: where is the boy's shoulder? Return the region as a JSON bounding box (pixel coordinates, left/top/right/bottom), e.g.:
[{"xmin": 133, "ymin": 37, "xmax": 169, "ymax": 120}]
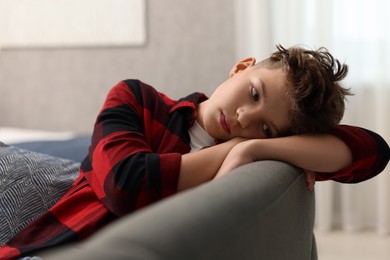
[
  {"xmin": 108, "ymin": 79, "xmax": 207, "ymax": 113},
  {"xmin": 107, "ymin": 79, "xmax": 161, "ymax": 104}
]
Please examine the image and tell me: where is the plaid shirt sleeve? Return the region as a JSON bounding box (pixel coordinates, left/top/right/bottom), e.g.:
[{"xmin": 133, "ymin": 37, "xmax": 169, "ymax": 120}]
[
  {"xmin": 316, "ymin": 124, "xmax": 390, "ymax": 183},
  {"xmin": 80, "ymin": 80, "xmax": 195, "ymax": 217}
]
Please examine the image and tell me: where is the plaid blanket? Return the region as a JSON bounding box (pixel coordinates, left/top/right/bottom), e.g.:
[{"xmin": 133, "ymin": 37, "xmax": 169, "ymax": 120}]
[{"xmin": 0, "ymin": 142, "xmax": 79, "ymax": 246}]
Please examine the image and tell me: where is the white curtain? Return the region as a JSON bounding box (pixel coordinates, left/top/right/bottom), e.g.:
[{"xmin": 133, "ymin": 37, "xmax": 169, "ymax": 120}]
[{"xmin": 235, "ymin": 0, "xmax": 390, "ymax": 234}]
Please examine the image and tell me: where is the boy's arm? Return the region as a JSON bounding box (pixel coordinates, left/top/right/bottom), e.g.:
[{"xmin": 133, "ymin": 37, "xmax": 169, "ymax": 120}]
[
  {"xmin": 215, "ymin": 125, "xmax": 390, "ymax": 183},
  {"xmin": 83, "ymin": 80, "xmax": 217, "ymax": 216},
  {"xmin": 215, "ymin": 133, "xmax": 353, "ymax": 178},
  {"xmin": 317, "ymin": 125, "xmax": 390, "ymax": 183},
  {"xmin": 178, "ymin": 138, "xmax": 245, "ymax": 191}
]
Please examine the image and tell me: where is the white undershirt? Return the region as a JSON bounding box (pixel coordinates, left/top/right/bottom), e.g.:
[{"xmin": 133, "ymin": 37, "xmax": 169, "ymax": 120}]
[{"xmin": 188, "ymin": 120, "xmax": 214, "ymax": 152}]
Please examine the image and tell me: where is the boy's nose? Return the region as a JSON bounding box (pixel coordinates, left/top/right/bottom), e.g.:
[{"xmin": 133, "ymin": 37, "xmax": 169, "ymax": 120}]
[{"xmin": 236, "ymin": 107, "xmax": 258, "ymax": 129}]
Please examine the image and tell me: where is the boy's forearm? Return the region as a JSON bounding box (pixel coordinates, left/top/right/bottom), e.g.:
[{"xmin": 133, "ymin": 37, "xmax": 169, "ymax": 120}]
[
  {"xmin": 247, "ymin": 134, "xmax": 353, "ymax": 173},
  {"xmin": 178, "ymin": 138, "xmax": 244, "ymax": 191}
]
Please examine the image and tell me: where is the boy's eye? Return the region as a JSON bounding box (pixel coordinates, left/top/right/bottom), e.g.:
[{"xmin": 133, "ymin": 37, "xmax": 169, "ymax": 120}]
[
  {"xmin": 262, "ymin": 124, "xmax": 272, "ymax": 138},
  {"xmin": 251, "ymin": 86, "xmax": 260, "ymax": 102}
]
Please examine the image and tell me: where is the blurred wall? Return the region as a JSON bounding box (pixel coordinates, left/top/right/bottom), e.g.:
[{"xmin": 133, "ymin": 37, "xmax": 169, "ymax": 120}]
[{"xmin": 0, "ymin": 0, "xmax": 235, "ymax": 133}]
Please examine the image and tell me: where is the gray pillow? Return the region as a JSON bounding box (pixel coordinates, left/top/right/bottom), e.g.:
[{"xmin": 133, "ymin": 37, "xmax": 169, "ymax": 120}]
[{"xmin": 0, "ymin": 142, "xmax": 80, "ymax": 246}]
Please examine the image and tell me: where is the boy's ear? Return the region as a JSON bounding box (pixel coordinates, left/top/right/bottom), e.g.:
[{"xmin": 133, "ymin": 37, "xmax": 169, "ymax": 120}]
[{"xmin": 229, "ymin": 57, "xmax": 256, "ymax": 78}]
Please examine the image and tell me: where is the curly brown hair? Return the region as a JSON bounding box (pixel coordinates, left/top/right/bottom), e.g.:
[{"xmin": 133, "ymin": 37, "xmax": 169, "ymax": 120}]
[{"xmin": 259, "ymin": 44, "xmax": 352, "ymax": 135}]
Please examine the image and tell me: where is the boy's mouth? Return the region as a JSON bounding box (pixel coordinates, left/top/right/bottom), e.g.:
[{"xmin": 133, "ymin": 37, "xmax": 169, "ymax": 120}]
[{"xmin": 220, "ymin": 112, "xmax": 231, "ymax": 134}]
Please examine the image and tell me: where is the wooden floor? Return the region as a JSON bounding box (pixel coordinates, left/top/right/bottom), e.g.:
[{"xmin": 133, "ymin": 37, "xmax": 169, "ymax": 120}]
[{"xmin": 315, "ymin": 230, "xmax": 390, "ymax": 260}]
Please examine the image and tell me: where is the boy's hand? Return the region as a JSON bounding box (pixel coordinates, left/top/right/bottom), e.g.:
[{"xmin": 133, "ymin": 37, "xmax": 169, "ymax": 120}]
[
  {"xmin": 214, "ymin": 140, "xmax": 256, "ymax": 178},
  {"xmin": 304, "ymin": 170, "xmax": 316, "ymax": 191}
]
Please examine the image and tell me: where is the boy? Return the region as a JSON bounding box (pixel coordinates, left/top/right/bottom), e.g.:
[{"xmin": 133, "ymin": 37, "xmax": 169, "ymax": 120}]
[{"xmin": 1, "ymin": 45, "xmax": 389, "ymax": 259}]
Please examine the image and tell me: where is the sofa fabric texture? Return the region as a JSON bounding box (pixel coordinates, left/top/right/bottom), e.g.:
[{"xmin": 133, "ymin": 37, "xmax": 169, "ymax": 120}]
[{"xmin": 40, "ymin": 160, "xmax": 317, "ymax": 260}]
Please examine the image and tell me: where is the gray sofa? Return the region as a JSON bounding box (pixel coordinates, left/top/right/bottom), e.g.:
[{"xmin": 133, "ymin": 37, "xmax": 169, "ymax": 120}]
[
  {"xmin": 37, "ymin": 160, "xmax": 316, "ymax": 259},
  {"xmin": 12, "ymin": 138, "xmax": 317, "ymax": 260}
]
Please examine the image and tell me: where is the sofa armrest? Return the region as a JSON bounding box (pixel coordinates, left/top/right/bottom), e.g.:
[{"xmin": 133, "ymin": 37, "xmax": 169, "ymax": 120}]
[{"xmin": 40, "ymin": 161, "xmax": 316, "ymax": 260}]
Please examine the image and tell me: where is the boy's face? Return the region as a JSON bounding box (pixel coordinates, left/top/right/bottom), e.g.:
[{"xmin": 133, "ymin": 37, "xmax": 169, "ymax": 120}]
[{"xmin": 197, "ymin": 60, "xmax": 292, "ymax": 141}]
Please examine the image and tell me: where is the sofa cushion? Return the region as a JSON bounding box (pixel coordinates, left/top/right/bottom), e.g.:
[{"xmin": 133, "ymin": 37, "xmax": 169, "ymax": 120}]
[{"xmin": 0, "ymin": 142, "xmax": 80, "ymax": 246}]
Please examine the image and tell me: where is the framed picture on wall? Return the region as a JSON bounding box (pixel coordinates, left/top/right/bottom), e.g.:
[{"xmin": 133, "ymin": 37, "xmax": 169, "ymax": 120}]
[{"xmin": 0, "ymin": 0, "xmax": 146, "ymax": 48}]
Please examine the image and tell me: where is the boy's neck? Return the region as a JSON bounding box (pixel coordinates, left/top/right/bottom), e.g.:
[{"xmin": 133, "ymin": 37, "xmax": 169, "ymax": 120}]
[{"xmin": 195, "ymin": 101, "xmax": 206, "ymax": 130}]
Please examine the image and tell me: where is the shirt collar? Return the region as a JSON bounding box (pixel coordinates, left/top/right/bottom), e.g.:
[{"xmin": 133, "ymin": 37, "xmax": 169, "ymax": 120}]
[{"xmin": 170, "ymin": 92, "xmax": 208, "ymax": 125}]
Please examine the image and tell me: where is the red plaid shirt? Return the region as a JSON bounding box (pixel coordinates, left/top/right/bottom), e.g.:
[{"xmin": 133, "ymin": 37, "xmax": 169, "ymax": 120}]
[{"xmin": 1, "ymin": 80, "xmax": 389, "ymax": 259}]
